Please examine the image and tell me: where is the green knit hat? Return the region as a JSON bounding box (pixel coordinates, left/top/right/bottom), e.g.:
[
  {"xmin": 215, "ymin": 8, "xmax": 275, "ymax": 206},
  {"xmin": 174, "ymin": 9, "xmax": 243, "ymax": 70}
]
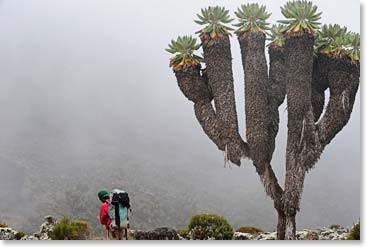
[{"xmin": 98, "ymin": 190, "xmax": 109, "ymax": 200}]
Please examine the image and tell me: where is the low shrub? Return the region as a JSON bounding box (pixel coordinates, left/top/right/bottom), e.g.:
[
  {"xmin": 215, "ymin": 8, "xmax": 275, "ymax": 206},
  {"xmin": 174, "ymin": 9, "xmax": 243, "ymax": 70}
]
[
  {"xmin": 176, "ymin": 228, "xmax": 191, "ymax": 239},
  {"xmin": 344, "ymin": 222, "xmax": 360, "ymax": 240},
  {"xmin": 329, "ymin": 224, "xmax": 340, "ymax": 229},
  {"xmin": 188, "ymin": 213, "xmax": 233, "ymax": 240},
  {"xmin": 0, "ymin": 223, "xmax": 8, "ymax": 228},
  {"xmin": 15, "ymin": 231, "xmax": 25, "ymax": 240},
  {"xmin": 235, "ymin": 226, "xmax": 264, "ymax": 234},
  {"xmin": 51, "ymin": 217, "xmax": 90, "ymax": 240}
]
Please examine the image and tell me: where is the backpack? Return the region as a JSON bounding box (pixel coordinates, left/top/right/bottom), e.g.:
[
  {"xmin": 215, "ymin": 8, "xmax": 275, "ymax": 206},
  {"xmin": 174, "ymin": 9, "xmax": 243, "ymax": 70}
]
[{"xmin": 108, "ymin": 189, "xmax": 130, "ymax": 229}]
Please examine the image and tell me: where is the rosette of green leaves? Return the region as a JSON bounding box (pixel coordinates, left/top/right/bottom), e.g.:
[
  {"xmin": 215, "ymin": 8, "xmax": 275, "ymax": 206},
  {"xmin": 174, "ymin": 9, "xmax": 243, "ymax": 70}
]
[
  {"xmin": 195, "ymin": 6, "xmax": 234, "ymax": 39},
  {"xmin": 166, "ymin": 35, "xmax": 203, "ymax": 69},
  {"xmin": 234, "ymin": 3, "xmax": 271, "ymax": 34},
  {"xmin": 267, "ymin": 24, "xmax": 286, "ymax": 47},
  {"xmin": 278, "ymin": 0, "xmax": 322, "ymax": 34},
  {"xmin": 315, "ymin": 24, "xmax": 360, "ymax": 62}
]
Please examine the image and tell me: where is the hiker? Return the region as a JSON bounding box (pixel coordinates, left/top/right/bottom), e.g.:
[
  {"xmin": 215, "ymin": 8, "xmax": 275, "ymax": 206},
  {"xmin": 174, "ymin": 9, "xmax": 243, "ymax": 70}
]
[
  {"xmin": 98, "ymin": 189, "xmax": 131, "ymax": 240},
  {"xmin": 108, "ymin": 189, "xmax": 131, "ymax": 240},
  {"xmin": 98, "ymin": 190, "xmax": 113, "ymax": 240}
]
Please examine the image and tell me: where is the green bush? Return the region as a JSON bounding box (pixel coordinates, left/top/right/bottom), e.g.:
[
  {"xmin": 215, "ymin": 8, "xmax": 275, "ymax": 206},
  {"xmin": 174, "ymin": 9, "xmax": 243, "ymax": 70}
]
[
  {"xmin": 235, "ymin": 226, "xmax": 263, "ymax": 234},
  {"xmin": 345, "ymin": 222, "xmax": 360, "ymax": 240},
  {"xmin": 51, "ymin": 217, "xmax": 90, "ymax": 240},
  {"xmin": 188, "ymin": 213, "xmax": 233, "ymax": 240},
  {"xmin": 15, "ymin": 231, "xmax": 25, "ymax": 240},
  {"xmin": 176, "ymin": 228, "xmax": 191, "ymax": 239},
  {"xmin": 329, "ymin": 224, "xmax": 340, "ymax": 229}
]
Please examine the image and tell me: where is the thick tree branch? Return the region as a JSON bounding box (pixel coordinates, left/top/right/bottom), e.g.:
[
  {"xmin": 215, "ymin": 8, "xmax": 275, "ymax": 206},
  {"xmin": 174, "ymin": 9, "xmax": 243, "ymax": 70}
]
[
  {"xmin": 268, "ymin": 46, "xmax": 286, "ymax": 107},
  {"xmin": 201, "ymin": 35, "xmax": 249, "ymax": 165},
  {"xmin": 316, "ymin": 55, "xmax": 360, "ymax": 148},
  {"xmin": 268, "ymin": 45, "xmax": 286, "ymax": 165},
  {"xmin": 238, "ymin": 32, "xmax": 284, "ymax": 210},
  {"xmin": 311, "ymin": 58, "xmax": 328, "ymax": 122},
  {"xmin": 174, "ymin": 65, "xmax": 225, "ymax": 151},
  {"xmin": 238, "ymin": 31, "xmax": 271, "ymax": 167}
]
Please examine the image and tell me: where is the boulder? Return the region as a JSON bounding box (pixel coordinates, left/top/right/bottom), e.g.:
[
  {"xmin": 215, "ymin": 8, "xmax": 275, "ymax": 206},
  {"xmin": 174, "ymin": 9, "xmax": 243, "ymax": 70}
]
[
  {"xmin": 305, "ymin": 231, "xmax": 319, "ymax": 240},
  {"xmin": 134, "ymin": 227, "xmax": 179, "ymax": 240},
  {"xmin": 20, "ymin": 215, "xmax": 58, "ymax": 240},
  {"xmin": 296, "ymin": 230, "xmax": 309, "ymax": 240},
  {"xmin": 31, "ymin": 215, "xmax": 57, "ymax": 240},
  {"xmin": 0, "ymin": 227, "xmax": 17, "ymax": 240}
]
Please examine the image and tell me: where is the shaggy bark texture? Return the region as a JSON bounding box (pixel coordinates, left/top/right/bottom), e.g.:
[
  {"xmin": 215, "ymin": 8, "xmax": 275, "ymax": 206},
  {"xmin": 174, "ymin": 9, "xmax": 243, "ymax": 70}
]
[
  {"xmin": 174, "ymin": 65, "xmax": 224, "ymax": 151},
  {"xmin": 268, "ymin": 47, "xmax": 287, "ymax": 235},
  {"xmin": 238, "ymin": 32, "xmax": 284, "ymax": 196},
  {"xmin": 283, "ymin": 33, "xmax": 317, "ymax": 240},
  {"xmin": 238, "ymin": 32, "xmax": 271, "ymax": 167},
  {"xmin": 201, "ymin": 35, "xmax": 249, "ymax": 165},
  {"xmin": 268, "ymin": 46, "xmax": 286, "ymax": 107},
  {"xmin": 285, "ymin": 215, "xmax": 296, "ymax": 240},
  {"xmin": 276, "ymin": 210, "xmax": 286, "ymax": 240},
  {"xmin": 238, "ymin": 32, "xmax": 285, "ymax": 239},
  {"xmin": 268, "ymin": 45, "xmax": 286, "ymax": 159},
  {"xmin": 174, "ymin": 65, "xmax": 212, "ymax": 103},
  {"xmin": 311, "ymin": 59, "xmax": 326, "ymax": 122},
  {"xmin": 316, "ymin": 54, "xmax": 360, "ymax": 148}
]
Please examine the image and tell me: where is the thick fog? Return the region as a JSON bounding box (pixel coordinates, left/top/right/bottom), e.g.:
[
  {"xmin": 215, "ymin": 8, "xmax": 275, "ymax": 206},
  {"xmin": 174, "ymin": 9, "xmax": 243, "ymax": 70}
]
[{"xmin": 0, "ymin": 0, "xmax": 360, "ymax": 233}]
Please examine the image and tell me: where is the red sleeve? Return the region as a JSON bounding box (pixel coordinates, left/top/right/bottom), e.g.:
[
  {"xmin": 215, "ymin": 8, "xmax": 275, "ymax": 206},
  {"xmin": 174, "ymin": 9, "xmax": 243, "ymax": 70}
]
[{"xmin": 99, "ymin": 203, "xmax": 111, "ymax": 230}]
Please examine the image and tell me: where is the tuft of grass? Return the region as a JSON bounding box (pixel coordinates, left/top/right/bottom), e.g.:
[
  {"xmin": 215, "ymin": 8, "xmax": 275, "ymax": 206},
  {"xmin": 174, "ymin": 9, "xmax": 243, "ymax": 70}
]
[{"xmin": 51, "ymin": 217, "xmax": 90, "ymax": 240}]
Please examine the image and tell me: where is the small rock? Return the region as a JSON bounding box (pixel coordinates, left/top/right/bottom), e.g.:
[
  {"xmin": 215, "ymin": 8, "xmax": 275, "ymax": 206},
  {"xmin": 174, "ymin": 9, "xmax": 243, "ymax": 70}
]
[
  {"xmin": 296, "ymin": 230, "xmax": 308, "ymax": 240},
  {"xmin": 233, "ymin": 232, "xmax": 252, "ymax": 240},
  {"xmin": 263, "ymin": 232, "xmax": 277, "ymax": 240},
  {"xmin": 305, "ymin": 231, "xmax": 319, "ymax": 240},
  {"xmin": 44, "ymin": 215, "xmax": 57, "ymax": 224}
]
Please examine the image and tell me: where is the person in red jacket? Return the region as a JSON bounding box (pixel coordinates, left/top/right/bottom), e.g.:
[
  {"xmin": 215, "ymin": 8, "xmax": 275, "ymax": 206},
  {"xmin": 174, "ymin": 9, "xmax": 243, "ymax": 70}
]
[{"xmin": 98, "ymin": 190, "xmax": 112, "ymax": 240}]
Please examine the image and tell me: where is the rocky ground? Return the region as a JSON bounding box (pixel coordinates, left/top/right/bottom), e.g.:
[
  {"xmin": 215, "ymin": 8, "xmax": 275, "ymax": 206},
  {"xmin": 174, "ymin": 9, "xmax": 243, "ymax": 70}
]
[
  {"xmin": 0, "ymin": 215, "xmax": 56, "ymax": 240},
  {"xmin": 231, "ymin": 227, "xmax": 350, "ymax": 240},
  {"xmin": 0, "ymin": 215, "xmax": 352, "ymax": 240}
]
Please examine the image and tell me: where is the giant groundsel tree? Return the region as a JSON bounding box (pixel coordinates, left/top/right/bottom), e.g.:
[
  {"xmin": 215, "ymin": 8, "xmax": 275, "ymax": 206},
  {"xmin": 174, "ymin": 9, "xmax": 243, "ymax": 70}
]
[{"xmin": 166, "ymin": 1, "xmax": 360, "ymax": 240}]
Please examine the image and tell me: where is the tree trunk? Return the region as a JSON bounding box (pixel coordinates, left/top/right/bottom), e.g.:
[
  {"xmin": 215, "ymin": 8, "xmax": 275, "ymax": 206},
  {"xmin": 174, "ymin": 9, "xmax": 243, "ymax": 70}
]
[
  {"xmin": 276, "ymin": 209, "xmax": 286, "ymax": 240},
  {"xmin": 283, "ymin": 33, "xmax": 315, "ymax": 240},
  {"xmin": 285, "ymin": 215, "xmax": 296, "ymax": 240}
]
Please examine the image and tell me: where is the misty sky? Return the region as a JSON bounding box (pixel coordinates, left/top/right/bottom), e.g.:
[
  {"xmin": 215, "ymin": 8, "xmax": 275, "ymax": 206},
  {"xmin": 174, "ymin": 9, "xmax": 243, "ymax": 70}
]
[{"xmin": 0, "ymin": 0, "xmax": 360, "ymax": 230}]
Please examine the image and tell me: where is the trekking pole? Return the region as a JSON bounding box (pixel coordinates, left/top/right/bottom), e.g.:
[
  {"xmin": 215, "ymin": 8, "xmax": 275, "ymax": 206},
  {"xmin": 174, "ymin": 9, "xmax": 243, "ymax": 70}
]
[{"xmin": 125, "ymin": 209, "xmax": 129, "ymax": 240}]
